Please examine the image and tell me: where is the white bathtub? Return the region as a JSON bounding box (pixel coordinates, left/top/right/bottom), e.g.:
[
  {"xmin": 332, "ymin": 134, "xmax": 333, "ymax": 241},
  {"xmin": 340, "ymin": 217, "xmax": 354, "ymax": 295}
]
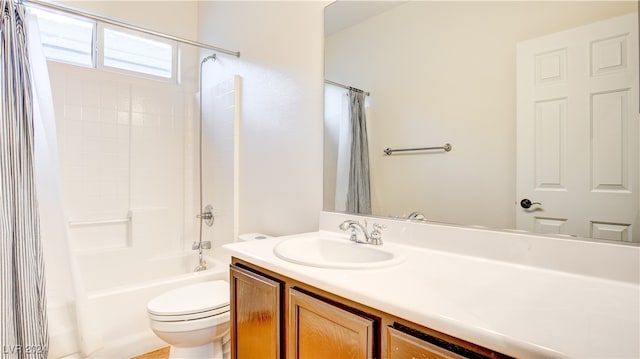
[{"xmin": 79, "ymin": 251, "xmax": 230, "ymax": 358}]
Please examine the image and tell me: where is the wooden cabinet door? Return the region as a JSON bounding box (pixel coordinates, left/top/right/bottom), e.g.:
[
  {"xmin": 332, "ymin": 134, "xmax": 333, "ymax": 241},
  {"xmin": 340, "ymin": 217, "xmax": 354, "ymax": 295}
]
[
  {"xmin": 230, "ymin": 264, "xmax": 282, "ymax": 359},
  {"xmin": 387, "ymin": 326, "xmax": 466, "ymax": 359},
  {"xmin": 288, "ymin": 288, "xmax": 375, "ymax": 359}
]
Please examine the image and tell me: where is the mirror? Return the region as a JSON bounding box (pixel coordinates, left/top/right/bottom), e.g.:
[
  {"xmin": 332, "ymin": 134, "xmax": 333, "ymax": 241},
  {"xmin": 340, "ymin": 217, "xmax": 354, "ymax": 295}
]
[{"xmin": 324, "ymin": 1, "xmax": 639, "ymax": 242}]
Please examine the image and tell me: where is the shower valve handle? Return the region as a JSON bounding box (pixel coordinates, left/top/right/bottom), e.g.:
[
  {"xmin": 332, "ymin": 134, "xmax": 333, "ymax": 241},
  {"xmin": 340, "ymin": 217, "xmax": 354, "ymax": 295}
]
[{"xmin": 196, "ymin": 205, "xmax": 215, "ymax": 227}]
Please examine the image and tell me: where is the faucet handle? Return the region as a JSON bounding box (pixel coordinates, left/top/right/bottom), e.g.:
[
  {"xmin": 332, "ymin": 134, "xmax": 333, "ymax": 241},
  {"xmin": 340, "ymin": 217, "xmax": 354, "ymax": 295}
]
[
  {"xmin": 369, "ymin": 223, "xmax": 386, "ymax": 245},
  {"xmin": 373, "ymin": 223, "xmax": 386, "ymax": 231}
]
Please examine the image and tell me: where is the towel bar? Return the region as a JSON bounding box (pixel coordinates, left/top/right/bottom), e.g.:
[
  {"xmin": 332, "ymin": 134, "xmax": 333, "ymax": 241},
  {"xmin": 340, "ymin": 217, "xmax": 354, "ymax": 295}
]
[{"xmin": 384, "ymin": 143, "xmax": 452, "ymax": 155}]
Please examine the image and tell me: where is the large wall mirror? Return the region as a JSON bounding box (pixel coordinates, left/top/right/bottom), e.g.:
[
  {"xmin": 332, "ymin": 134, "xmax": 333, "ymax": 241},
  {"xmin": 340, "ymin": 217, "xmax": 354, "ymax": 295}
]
[{"xmin": 324, "ymin": 1, "xmax": 639, "ymax": 242}]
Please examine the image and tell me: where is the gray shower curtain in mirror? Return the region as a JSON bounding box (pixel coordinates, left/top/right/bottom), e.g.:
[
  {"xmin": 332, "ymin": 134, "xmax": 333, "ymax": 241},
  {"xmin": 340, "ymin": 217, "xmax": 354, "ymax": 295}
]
[
  {"xmin": 346, "ymin": 89, "xmax": 371, "ymax": 214},
  {"xmin": 1, "ymin": 0, "xmax": 49, "ymax": 357}
]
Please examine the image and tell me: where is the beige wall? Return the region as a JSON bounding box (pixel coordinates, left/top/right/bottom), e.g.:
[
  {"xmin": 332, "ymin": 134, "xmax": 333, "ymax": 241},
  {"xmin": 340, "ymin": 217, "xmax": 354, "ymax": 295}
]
[
  {"xmin": 61, "ymin": 1, "xmax": 198, "ymax": 38},
  {"xmin": 197, "ymin": 1, "xmax": 326, "ymax": 237},
  {"xmin": 325, "ymin": 1, "xmax": 636, "ymax": 229}
]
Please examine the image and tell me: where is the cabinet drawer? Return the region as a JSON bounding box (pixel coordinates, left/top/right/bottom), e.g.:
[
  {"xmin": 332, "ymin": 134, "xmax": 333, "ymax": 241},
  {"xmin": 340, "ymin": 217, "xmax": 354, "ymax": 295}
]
[{"xmin": 388, "ymin": 326, "xmax": 466, "ymax": 359}]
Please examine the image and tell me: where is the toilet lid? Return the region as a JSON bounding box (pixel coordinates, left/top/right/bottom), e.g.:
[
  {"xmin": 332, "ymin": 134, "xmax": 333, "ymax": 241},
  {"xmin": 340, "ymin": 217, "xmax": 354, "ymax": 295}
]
[{"xmin": 147, "ymin": 280, "xmax": 229, "ymax": 316}]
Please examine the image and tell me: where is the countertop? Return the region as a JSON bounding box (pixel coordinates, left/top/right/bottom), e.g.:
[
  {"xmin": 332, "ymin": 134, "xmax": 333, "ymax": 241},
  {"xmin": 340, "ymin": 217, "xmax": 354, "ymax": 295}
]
[{"xmin": 223, "ymin": 231, "xmax": 640, "ymax": 358}]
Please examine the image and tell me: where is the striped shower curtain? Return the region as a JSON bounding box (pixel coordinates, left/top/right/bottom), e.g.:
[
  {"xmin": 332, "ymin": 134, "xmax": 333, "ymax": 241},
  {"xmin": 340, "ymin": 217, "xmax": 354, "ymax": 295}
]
[
  {"xmin": 0, "ymin": 0, "xmax": 49, "ymax": 357},
  {"xmin": 346, "ymin": 89, "xmax": 371, "ymax": 214}
]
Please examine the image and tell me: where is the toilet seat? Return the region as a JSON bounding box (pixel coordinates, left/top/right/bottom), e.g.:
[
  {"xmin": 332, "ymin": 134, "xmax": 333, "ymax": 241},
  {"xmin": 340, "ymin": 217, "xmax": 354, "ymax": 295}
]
[
  {"xmin": 150, "ymin": 310, "xmax": 231, "ymax": 334},
  {"xmin": 148, "ymin": 280, "xmax": 230, "ymax": 322},
  {"xmin": 149, "ymin": 305, "xmax": 230, "ymax": 322}
]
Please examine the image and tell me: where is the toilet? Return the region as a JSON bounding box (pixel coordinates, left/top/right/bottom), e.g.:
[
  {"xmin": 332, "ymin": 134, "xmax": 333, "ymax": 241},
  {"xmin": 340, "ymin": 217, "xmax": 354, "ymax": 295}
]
[{"xmin": 147, "ymin": 280, "xmax": 230, "ymax": 359}]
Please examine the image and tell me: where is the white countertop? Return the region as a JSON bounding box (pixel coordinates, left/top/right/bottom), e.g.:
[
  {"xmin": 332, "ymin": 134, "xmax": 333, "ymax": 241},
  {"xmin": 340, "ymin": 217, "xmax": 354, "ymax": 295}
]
[{"xmin": 223, "ymin": 230, "xmax": 640, "ymax": 358}]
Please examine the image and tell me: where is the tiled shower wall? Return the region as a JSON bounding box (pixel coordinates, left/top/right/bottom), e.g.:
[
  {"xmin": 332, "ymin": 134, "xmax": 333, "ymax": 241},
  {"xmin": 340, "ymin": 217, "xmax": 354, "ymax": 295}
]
[
  {"xmin": 201, "ymin": 70, "xmax": 239, "ymax": 248},
  {"xmin": 48, "ymin": 61, "xmax": 195, "ymax": 255}
]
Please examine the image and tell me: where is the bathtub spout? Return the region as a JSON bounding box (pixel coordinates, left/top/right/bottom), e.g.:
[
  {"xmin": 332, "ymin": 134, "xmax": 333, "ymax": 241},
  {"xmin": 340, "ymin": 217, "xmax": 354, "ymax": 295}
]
[{"xmin": 194, "ymin": 252, "xmax": 207, "ymax": 272}]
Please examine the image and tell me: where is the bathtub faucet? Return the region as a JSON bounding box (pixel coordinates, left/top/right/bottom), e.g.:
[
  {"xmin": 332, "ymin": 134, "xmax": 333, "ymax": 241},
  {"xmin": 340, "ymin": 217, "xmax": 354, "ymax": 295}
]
[
  {"xmin": 192, "ymin": 241, "xmax": 211, "ymax": 271},
  {"xmin": 194, "ymin": 252, "xmax": 207, "ymax": 271}
]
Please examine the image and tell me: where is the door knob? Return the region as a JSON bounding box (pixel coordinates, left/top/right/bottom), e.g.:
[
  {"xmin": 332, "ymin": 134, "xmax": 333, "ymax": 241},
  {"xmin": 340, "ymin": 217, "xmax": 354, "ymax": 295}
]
[{"xmin": 520, "ymin": 199, "xmax": 542, "ymax": 209}]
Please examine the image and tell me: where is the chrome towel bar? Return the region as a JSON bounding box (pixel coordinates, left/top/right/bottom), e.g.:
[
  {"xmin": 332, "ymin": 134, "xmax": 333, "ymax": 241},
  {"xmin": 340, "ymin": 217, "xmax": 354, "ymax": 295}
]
[{"xmin": 384, "ymin": 143, "xmax": 452, "ymax": 155}]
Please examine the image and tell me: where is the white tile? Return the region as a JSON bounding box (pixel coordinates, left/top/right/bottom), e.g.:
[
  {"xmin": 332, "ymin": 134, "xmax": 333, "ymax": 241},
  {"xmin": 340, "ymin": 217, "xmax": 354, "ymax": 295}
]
[
  {"xmin": 81, "ymin": 106, "xmax": 100, "ymax": 123},
  {"xmin": 81, "ymin": 84, "xmax": 100, "ymax": 108},
  {"xmin": 100, "ymin": 109, "xmax": 117, "ymax": 124}
]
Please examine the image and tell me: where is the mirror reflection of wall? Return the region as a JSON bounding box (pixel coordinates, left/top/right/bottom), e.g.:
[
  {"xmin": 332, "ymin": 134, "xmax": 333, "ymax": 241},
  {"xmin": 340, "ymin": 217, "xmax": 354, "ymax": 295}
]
[{"xmin": 324, "ymin": 1, "xmax": 638, "ymax": 240}]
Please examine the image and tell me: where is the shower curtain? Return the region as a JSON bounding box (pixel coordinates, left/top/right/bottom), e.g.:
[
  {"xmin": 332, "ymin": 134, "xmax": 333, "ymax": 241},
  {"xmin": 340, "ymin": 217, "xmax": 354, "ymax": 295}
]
[
  {"xmin": 25, "ymin": 9, "xmax": 103, "ymax": 357},
  {"xmin": 1, "ymin": 0, "xmax": 49, "ymax": 357},
  {"xmin": 346, "ymin": 89, "xmax": 371, "ymax": 214},
  {"xmin": 326, "ymin": 85, "xmax": 371, "ymax": 214}
]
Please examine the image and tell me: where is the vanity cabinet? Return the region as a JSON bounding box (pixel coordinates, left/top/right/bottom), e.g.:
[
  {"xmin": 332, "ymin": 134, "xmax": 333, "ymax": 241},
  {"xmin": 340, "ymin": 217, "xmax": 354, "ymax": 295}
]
[
  {"xmin": 289, "ymin": 288, "xmax": 375, "ymax": 359},
  {"xmin": 230, "ymin": 264, "xmax": 283, "ymax": 359},
  {"xmin": 230, "ymin": 259, "xmax": 512, "ymax": 359}
]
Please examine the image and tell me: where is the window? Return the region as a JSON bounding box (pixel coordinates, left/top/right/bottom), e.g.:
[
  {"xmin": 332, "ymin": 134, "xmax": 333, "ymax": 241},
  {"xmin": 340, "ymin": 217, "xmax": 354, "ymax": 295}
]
[
  {"xmin": 101, "ymin": 26, "xmax": 175, "ymax": 79},
  {"xmin": 30, "ymin": 8, "xmax": 94, "ymax": 67},
  {"xmin": 31, "ymin": 7, "xmax": 177, "ymax": 81}
]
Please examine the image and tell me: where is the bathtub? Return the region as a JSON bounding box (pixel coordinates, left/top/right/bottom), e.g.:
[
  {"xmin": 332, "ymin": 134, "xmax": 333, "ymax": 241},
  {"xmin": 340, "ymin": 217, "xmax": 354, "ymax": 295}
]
[{"xmin": 78, "ymin": 251, "xmax": 230, "ymax": 358}]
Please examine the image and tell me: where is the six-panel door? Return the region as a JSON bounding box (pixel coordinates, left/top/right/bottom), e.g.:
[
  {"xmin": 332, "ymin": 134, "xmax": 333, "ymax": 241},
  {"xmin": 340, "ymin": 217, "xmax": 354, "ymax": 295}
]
[{"xmin": 516, "ymin": 13, "xmax": 639, "ymax": 242}]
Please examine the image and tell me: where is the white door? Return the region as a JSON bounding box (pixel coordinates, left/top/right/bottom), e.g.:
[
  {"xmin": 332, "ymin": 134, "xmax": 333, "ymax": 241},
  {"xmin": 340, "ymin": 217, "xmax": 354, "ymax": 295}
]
[{"xmin": 516, "ymin": 13, "xmax": 639, "ymax": 242}]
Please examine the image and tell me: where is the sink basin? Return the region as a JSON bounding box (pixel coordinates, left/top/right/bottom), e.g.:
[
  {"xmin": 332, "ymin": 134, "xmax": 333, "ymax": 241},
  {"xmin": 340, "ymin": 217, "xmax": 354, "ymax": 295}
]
[{"xmin": 273, "ymin": 233, "xmax": 405, "ymax": 269}]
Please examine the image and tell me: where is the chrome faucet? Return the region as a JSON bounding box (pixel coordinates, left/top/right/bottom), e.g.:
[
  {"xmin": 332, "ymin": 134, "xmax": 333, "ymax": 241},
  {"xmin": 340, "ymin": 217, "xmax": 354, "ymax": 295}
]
[
  {"xmin": 194, "ymin": 252, "xmax": 207, "ymax": 271},
  {"xmin": 192, "ymin": 240, "xmax": 211, "ymax": 271},
  {"xmin": 407, "ymin": 211, "xmax": 426, "ymax": 221},
  {"xmin": 338, "ymin": 220, "xmax": 385, "ymax": 245},
  {"xmin": 339, "ymin": 220, "xmax": 370, "ymax": 243}
]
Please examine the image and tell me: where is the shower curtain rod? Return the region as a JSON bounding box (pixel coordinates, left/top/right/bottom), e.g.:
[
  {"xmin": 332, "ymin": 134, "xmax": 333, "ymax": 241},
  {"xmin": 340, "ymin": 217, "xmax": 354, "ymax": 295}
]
[
  {"xmin": 325, "ymin": 79, "xmax": 370, "ymax": 96},
  {"xmin": 23, "ymin": 0, "xmax": 240, "ymax": 57}
]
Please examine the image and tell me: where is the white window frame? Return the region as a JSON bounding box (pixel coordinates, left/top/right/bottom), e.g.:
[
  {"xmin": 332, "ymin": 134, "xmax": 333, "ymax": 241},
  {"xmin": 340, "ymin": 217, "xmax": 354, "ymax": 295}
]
[
  {"xmin": 31, "ymin": 7, "xmax": 179, "ymax": 83},
  {"xmin": 29, "ymin": 7, "xmax": 97, "ymax": 69},
  {"xmin": 96, "ymin": 23, "xmax": 178, "ymax": 83}
]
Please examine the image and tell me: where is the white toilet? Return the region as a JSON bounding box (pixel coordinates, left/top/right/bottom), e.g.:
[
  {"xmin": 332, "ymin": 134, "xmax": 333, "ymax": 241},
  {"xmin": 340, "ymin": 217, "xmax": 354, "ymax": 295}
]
[{"xmin": 147, "ymin": 280, "xmax": 230, "ymax": 359}]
